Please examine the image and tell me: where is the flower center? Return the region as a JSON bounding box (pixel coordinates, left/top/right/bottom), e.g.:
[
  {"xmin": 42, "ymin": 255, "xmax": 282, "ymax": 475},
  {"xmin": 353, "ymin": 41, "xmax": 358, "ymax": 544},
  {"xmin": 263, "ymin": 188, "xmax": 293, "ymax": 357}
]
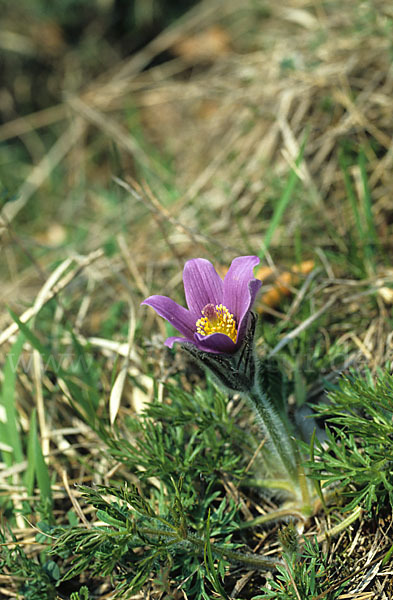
[{"xmin": 195, "ymin": 303, "xmax": 237, "ymax": 343}]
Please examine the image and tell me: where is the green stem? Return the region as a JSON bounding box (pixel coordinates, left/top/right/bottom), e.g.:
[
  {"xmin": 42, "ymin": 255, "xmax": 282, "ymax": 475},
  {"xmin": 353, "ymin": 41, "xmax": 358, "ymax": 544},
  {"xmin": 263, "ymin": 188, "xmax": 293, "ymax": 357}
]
[
  {"xmin": 237, "ymin": 508, "xmax": 307, "ymax": 530},
  {"xmin": 293, "ymin": 445, "xmax": 312, "ymax": 514},
  {"xmin": 139, "ymin": 526, "xmax": 281, "ymax": 570},
  {"xmin": 243, "ymin": 478, "xmax": 296, "ymax": 494},
  {"xmin": 316, "ymin": 506, "xmax": 362, "ymax": 541},
  {"xmin": 248, "ymin": 385, "xmax": 299, "ymax": 488}
]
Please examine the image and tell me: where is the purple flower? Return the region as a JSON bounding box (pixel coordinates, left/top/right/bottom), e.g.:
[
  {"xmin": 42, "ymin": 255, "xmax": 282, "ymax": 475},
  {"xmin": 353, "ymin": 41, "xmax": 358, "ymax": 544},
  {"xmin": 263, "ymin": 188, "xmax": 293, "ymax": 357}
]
[{"xmin": 141, "ymin": 256, "xmax": 262, "ymax": 354}]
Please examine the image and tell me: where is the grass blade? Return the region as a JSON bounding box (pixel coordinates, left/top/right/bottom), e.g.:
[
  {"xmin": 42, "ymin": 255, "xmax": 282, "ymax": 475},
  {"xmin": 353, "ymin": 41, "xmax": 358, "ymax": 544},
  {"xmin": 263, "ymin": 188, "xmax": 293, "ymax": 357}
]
[
  {"xmin": 10, "ymin": 309, "xmax": 98, "ymax": 426},
  {"xmin": 25, "ymin": 408, "xmax": 52, "ymax": 505},
  {"xmin": 259, "ymin": 137, "xmax": 306, "ymax": 260},
  {"xmin": 0, "ymin": 333, "xmax": 25, "ymax": 465},
  {"xmin": 339, "ymin": 149, "xmax": 363, "ymax": 238},
  {"xmin": 25, "ymin": 408, "xmax": 37, "ymax": 496},
  {"xmin": 358, "ymin": 149, "xmax": 377, "ymax": 272}
]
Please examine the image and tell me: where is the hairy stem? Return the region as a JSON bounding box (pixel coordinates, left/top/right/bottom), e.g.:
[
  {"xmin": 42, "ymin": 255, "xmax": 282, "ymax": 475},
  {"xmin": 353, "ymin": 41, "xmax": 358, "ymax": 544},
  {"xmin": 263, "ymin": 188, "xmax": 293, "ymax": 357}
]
[
  {"xmin": 248, "ymin": 384, "xmax": 299, "ymax": 487},
  {"xmin": 139, "ymin": 526, "xmax": 282, "ymax": 570}
]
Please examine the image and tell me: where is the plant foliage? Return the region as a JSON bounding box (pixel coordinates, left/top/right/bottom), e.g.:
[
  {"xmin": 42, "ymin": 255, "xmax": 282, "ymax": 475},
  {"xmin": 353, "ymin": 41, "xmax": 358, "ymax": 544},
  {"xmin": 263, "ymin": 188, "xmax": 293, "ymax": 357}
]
[
  {"xmin": 256, "ymin": 536, "xmax": 346, "ymax": 600},
  {"xmin": 49, "ymin": 382, "xmax": 267, "ymax": 599},
  {"xmin": 305, "ymin": 369, "xmax": 393, "ymax": 514},
  {"xmin": 0, "ymin": 529, "xmax": 59, "ymax": 600}
]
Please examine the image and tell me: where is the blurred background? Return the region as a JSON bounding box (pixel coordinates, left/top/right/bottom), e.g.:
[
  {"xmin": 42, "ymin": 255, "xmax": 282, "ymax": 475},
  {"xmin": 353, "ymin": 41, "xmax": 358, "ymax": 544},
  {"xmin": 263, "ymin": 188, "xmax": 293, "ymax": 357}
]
[{"xmin": 1, "ymin": 0, "xmax": 393, "ymax": 365}]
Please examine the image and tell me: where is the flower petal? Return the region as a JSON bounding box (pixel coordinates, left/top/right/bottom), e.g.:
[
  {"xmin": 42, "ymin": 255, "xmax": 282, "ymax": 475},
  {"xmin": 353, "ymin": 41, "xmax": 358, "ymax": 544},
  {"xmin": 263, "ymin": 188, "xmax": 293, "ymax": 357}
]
[
  {"xmin": 223, "ymin": 256, "xmax": 261, "ymax": 318},
  {"xmin": 223, "ymin": 256, "xmax": 261, "ymax": 341},
  {"xmin": 194, "ymin": 332, "xmax": 237, "ymax": 354},
  {"xmin": 183, "ymin": 258, "xmax": 224, "ymax": 317},
  {"xmin": 237, "ymin": 278, "xmax": 262, "ymax": 343},
  {"xmin": 164, "ymin": 335, "xmax": 193, "ymax": 348},
  {"xmin": 141, "ymin": 295, "xmax": 195, "ymax": 338}
]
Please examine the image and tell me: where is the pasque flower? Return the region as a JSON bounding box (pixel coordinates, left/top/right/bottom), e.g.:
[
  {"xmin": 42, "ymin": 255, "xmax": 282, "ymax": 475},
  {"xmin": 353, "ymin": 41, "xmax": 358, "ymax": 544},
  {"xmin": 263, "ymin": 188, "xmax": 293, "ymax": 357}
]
[
  {"xmin": 141, "ymin": 256, "xmax": 262, "ymax": 354},
  {"xmin": 142, "ymin": 255, "xmax": 311, "ymax": 508}
]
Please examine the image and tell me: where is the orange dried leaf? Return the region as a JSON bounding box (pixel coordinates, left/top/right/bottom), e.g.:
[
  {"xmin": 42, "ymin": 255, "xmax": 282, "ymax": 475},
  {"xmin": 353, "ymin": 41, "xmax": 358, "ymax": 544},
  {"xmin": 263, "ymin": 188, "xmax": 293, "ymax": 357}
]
[
  {"xmin": 258, "ymin": 260, "xmax": 314, "ymax": 313},
  {"xmin": 172, "ymin": 26, "xmax": 231, "ymax": 61}
]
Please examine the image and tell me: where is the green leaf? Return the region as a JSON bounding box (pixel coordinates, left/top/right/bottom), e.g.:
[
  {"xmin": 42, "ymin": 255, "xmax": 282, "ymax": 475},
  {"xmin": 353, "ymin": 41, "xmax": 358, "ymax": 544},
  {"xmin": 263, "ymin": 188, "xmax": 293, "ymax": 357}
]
[
  {"xmin": 9, "ymin": 309, "xmax": 98, "ymax": 426},
  {"xmin": 204, "ymin": 510, "xmax": 229, "ymax": 600},
  {"xmin": 25, "ymin": 409, "xmax": 37, "ymax": 496},
  {"xmin": 9, "ymin": 309, "xmax": 49, "ymax": 357},
  {"xmin": 358, "ymin": 149, "xmax": 378, "ymax": 270},
  {"xmin": 259, "ymin": 136, "xmax": 307, "ymax": 260},
  {"xmin": 25, "ymin": 408, "xmax": 52, "ymax": 506},
  {"xmin": 70, "ymin": 587, "xmax": 90, "ymax": 600},
  {"xmin": 339, "ymin": 149, "xmax": 363, "ymax": 237},
  {"xmin": 0, "ymin": 333, "xmax": 24, "ymax": 465},
  {"xmin": 96, "ymin": 509, "xmax": 127, "ymax": 529},
  {"xmin": 45, "ymin": 559, "xmax": 61, "ymax": 581}
]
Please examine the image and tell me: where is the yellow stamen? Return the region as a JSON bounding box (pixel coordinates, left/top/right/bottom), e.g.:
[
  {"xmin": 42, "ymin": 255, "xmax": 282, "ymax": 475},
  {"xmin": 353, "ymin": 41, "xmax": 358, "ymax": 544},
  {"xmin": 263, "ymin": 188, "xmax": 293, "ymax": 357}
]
[{"xmin": 196, "ymin": 304, "xmax": 237, "ymax": 343}]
